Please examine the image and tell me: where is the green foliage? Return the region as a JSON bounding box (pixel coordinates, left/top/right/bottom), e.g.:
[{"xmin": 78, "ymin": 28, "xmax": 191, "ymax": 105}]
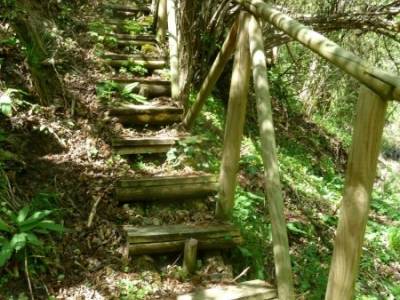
[
  {"xmin": 233, "ymin": 188, "xmax": 270, "ymax": 279},
  {"xmin": 96, "ymin": 80, "xmax": 148, "ymax": 104},
  {"xmin": 119, "ymin": 61, "xmax": 148, "ymax": 76},
  {"xmin": 118, "ymin": 278, "xmax": 152, "ymax": 300},
  {"xmin": 0, "ymin": 205, "xmax": 63, "ymax": 269},
  {"xmin": 0, "ymin": 89, "xmax": 26, "ymax": 117},
  {"xmin": 122, "ymin": 16, "xmax": 153, "ymax": 35}
]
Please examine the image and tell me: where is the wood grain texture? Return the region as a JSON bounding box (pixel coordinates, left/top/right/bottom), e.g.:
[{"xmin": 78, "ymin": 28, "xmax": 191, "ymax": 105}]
[
  {"xmin": 177, "ymin": 280, "xmax": 277, "ymax": 300},
  {"xmin": 167, "ymin": 0, "xmax": 180, "ymax": 102},
  {"xmin": 216, "ymin": 12, "xmax": 251, "ymax": 220},
  {"xmin": 235, "ymin": 0, "xmax": 400, "ymax": 101},
  {"xmin": 248, "ymin": 15, "xmax": 295, "ymax": 300},
  {"xmin": 156, "ymin": 0, "xmax": 167, "ymax": 42},
  {"xmin": 183, "ymin": 239, "xmax": 198, "ymax": 274},
  {"xmin": 325, "ymin": 86, "xmax": 388, "ymax": 300}
]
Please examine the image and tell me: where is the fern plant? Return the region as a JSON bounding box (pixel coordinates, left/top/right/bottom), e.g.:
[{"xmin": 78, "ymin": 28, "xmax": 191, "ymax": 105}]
[{"xmin": 0, "ymin": 206, "xmax": 63, "ymax": 268}]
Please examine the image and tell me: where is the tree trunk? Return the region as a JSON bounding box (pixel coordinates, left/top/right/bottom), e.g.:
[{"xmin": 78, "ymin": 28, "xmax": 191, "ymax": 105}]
[{"xmin": 13, "ymin": 0, "xmax": 64, "ymax": 106}]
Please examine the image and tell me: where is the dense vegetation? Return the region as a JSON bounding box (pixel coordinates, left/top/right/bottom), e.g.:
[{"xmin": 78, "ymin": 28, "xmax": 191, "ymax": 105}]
[{"xmin": 0, "ymin": 0, "xmax": 399, "ymax": 299}]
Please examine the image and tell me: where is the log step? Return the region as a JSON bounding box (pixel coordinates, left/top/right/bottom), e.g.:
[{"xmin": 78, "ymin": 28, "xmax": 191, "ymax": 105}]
[
  {"xmin": 103, "ymin": 53, "xmax": 167, "ymax": 69},
  {"xmin": 116, "ymin": 174, "xmax": 218, "ymax": 202},
  {"xmin": 111, "ymin": 77, "xmax": 170, "ymax": 85},
  {"xmin": 99, "ymin": 78, "xmax": 170, "ymax": 98},
  {"xmin": 103, "ymin": 53, "xmax": 166, "ymax": 61},
  {"xmin": 177, "ymin": 280, "xmax": 277, "ymax": 300},
  {"xmin": 109, "ymin": 104, "xmax": 183, "ymax": 126},
  {"xmin": 124, "ymin": 223, "xmax": 242, "ymax": 255},
  {"xmin": 112, "ymin": 137, "xmax": 178, "ymax": 155},
  {"xmin": 103, "ymin": 4, "xmax": 151, "ymax": 13},
  {"xmin": 106, "ymin": 33, "xmax": 157, "ymax": 42}
]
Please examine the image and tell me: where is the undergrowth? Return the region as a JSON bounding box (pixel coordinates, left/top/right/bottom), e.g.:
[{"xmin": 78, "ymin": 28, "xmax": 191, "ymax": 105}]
[{"xmin": 179, "ymin": 85, "xmax": 400, "ymax": 298}]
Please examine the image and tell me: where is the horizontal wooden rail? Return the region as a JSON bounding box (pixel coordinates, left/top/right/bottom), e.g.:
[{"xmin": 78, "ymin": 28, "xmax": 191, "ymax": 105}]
[{"xmin": 235, "ymin": 0, "xmax": 400, "ymax": 101}]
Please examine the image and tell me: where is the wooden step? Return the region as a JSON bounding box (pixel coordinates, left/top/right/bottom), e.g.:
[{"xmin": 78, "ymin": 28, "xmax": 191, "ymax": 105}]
[
  {"xmin": 124, "ymin": 223, "xmax": 242, "ymax": 255},
  {"xmin": 114, "ymin": 39, "xmax": 158, "ymax": 47},
  {"xmin": 116, "ymin": 78, "xmax": 171, "ymax": 98},
  {"xmin": 106, "ymin": 33, "xmax": 158, "ymax": 46},
  {"xmin": 109, "ymin": 104, "xmax": 183, "ymax": 125},
  {"xmin": 107, "ymin": 33, "xmax": 157, "ymax": 42},
  {"xmin": 103, "ymin": 53, "xmax": 167, "ymax": 69},
  {"xmin": 112, "ymin": 136, "xmax": 178, "ymax": 155},
  {"xmin": 177, "ymin": 280, "xmax": 277, "ymax": 300},
  {"xmin": 103, "ymin": 4, "xmax": 151, "ymax": 13},
  {"xmin": 116, "ymin": 174, "xmax": 218, "ymax": 202},
  {"xmin": 103, "ymin": 20, "xmax": 152, "ymax": 34},
  {"xmin": 111, "ymin": 77, "xmax": 169, "ymax": 85}
]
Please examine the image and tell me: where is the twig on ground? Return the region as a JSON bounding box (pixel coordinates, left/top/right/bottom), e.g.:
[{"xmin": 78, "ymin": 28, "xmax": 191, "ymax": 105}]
[
  {"xmin": 25, "ymin": 249, "xmax": 34, "ymax": 300},
  {"xmin": 232, "ymin": 266, "xmax": 250, "ymax": 282}
]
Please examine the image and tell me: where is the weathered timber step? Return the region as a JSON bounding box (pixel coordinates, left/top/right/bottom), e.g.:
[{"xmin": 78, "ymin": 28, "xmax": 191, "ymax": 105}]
[
  {"xmin": 109, "ymin": 104, "xmax": 183, "ymax": 125},
  {"xmin": 114, "ymin": 39, "xmax": 158, "ymax": 47},
  {"xmin": 103, "ymin": 4, "xmax": 151, "ymax": 13},
  {"xmin": 107, "ymin": 33, "xmax": 157, "ymax": 43},
  {"xmin": 116, "ymin": 174, "xmax": 218, "ymax": 202},
  {"xmin": 103, "ymin": 53, "xmax": 167, "ymax": 69},
  {"xmin": 103, "ymin": 53, "xmax": 166, "ymax": 61},
  {"xmin": 112, "ymin": 136, "xmax": 178, "ymax": 155},
  {"xmin": 124, "ymin": 224, "xmax": 242, "ymax": 255},
  {"xmin": 111, "ymin": 77, "xmax": 170, "ymax": 85},
  {"xmin": 177, "ymin": 280, "xmax": 277, "ymax": 300},
  {"xmin": 112, "ymin": 78, "xmax": 171, "ymax": 98}
]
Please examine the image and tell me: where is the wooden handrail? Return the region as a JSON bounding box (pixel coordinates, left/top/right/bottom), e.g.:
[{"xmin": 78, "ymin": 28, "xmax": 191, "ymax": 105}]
[
  {"xmin": 216, "ymin": 12, "xmax": 251, "ymax": 220},
  {"xmin": 167, "ymin": 0, "xmax": 180, "ymax": 102},
  {"xmin": 182, "ymin": 18, "xmax": 239, "ymax": 129},
  {"xmin": 156, "ymin": 0, "xmax": 167, "ymax": 42},
  {"xmin": 234, "ymin": 0, "xmax": 400, "ymax": 101},
  {"xmin": 326, "ymin": 87, "xmax": 387, "ymax": 300},
  {"xmin": 248, "ymin": 15, "xmax": 295, "ymax": 300}
]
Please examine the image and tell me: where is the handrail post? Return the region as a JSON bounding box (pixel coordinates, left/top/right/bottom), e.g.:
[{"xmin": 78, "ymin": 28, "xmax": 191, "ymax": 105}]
[
  {"xmin": 182, "ymin": 17, "xmax": 239, "ymax": 129},
  {"xmin": 326, "ymin": 86, "xmax": 388, "ymax": 300},
  {"xmin": 167, "ymin": 0, "xmax": 180, "ymax": 103},
  {"xmin": 248, "ymin": 15, "xmax": 295, "ymax": 300},
  {"xmin": 216, "ymin": 11, "xmax": 251, "ymax": 220},
  {"xmin": 234, "ymin": 0, "xmax": 400, "ymax": 101},
  {"xmin": 156, "ymin": 0, "xmax": 167, "ymax": 42}
]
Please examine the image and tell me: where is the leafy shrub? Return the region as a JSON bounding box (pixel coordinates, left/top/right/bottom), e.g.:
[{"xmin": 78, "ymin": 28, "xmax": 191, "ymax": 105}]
[
  {"xmin": 0, "ymin": 206, "xmax": 63, "ymax": 269},
  {"xmin": 96, "ymin": 80, "xmax": 148, "ymax": 104}
]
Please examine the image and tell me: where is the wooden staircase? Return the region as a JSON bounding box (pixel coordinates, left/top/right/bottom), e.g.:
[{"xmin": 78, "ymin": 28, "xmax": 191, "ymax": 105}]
[
  {"xmin": 97, "ymin": 0, "xmax": 241, "ymax": 261},
  {"xmin": 89, "ymin": 1, "xmax": 282, "ymax": 298}
]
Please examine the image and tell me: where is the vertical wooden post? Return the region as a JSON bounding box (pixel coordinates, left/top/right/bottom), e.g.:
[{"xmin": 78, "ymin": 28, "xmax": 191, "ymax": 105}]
[
  {"xmin": 248, "ymin": 15, "xmax": 295, "ymax": 300},
  {"xmin": 156, "ymin": 0, "xmax": 167, "ymax": 42},
  {"xmin": 216, "ymin": 12, "xmax": 251, "ymax": 220},
  {"xmin": 325, "ymin": 86, "xmax": 388, "ymax": 300},
  {"xmin": 182, "ymin": 18, "xmax": 239, "ymax": 129},
  {"xmin": 183, "ymin": 238, "xmax": 198, "ymax": 274},
  {"xmin": 167, "ymin": 0, "xmax": 180, "ymax": 102}
]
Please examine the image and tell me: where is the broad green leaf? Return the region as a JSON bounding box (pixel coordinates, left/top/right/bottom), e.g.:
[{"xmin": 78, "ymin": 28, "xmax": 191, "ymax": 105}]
[
  {"xmin": 25, "ymin": 233, "xmax": 43, "ymax": 247},
  {"xmin": 36, "ymin": 220, "xmax": 64, "ymax": 233},
  {"xmin": 9, "ymin": 233, "xmax": 27, "ymax": 252},
  {"xmin": 0, "ymin": 236, "xmax": 9, "ymax": 245},
  {"xmin": 19, "ymin": 210, "xmax": 52, "ymax": 227},
  {"xmin": 0, "ymin": 241, "xmax": 13, "ymax": 267},
  {"xmin": 0, "ymin": 218, "xmax": 11, "ymax": 232},
  {"xmin": 16, "ymin": 207, "xmax": 30, "ymax": 224},
  {"xmin": 122, "ymin": 82, "xmax": 139, "ymax": 95}
]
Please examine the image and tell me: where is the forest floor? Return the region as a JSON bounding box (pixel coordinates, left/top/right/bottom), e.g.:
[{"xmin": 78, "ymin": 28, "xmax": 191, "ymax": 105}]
[{"xmin": 0, "ymin": 1, "xmax": 399, "ymax": 299}]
